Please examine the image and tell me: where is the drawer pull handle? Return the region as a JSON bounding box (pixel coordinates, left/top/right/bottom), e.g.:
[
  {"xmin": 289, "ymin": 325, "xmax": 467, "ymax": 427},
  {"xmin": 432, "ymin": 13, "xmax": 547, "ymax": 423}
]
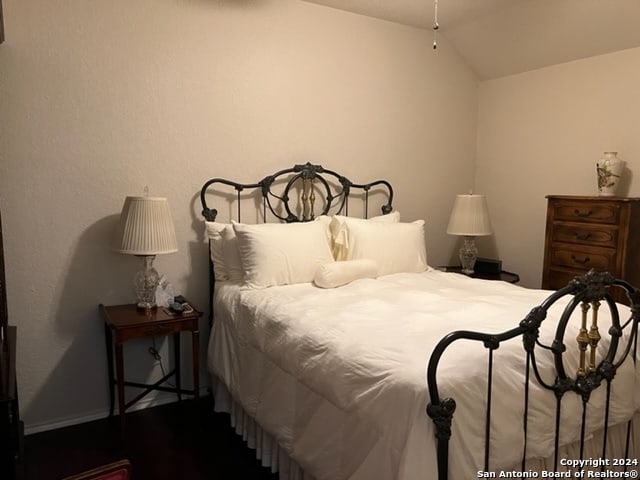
[
  {"xmin": 571, "ymin": 255, "xmax": 590, "ymax": 265},
  {"xmin": 575, "ymin": 232, "xmax": 592, "ymax": 241},
  {"xmin": 574, "ymin": 209, "xmax": 593, "ymax": 217}
]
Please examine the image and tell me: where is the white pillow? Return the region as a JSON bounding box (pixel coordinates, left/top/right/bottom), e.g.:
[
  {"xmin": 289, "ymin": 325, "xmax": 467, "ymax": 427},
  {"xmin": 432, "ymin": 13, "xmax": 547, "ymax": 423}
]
[
  {"xmin": 330, "ymin": 211, "xmax": 400, "ymax": 261},
  {"xmin": 232, "ymin": 220, "xmax": 335, "ymax": 289},
  {"xmin": 313, "ymin": 259, "xmax": 379, "ymax": 289},
  {"xmin": 204, "ymin": 222, "xmax": 230, "ymax": 281},
  {"xmin": 344, "ymin": 219, "xmax": 428, "ymax": 276},
  {"xmin": 314, "ymin": 215, "xmax": 334, "ymax": 245},
  {"xmin": 222, "ymin": 226, "xmax": 244, "ymax": 281}
]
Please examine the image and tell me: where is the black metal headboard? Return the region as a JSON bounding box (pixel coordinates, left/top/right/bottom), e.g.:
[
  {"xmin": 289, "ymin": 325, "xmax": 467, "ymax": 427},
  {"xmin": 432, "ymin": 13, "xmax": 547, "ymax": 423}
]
[
  {"xmin": 199, "ymin": 162, "xmax": 394, "ymax": 323},
  {"xmin": 200, "ymin": 162, "xmax": 394, "ymax": 224}
]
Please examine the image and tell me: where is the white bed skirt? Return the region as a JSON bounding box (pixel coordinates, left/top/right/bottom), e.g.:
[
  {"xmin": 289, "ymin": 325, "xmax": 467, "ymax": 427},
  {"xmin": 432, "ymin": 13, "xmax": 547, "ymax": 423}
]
[
  {"xmin": 523, "ymin": 415, "xmax": 639, "ymax": 472},
  {"xmin": 212, "ymin": 375, "xmax": 317, "ymax": 480},
  {"xmin": 212, "ymin": 372, "xmax": 640, "ymax": 479}
]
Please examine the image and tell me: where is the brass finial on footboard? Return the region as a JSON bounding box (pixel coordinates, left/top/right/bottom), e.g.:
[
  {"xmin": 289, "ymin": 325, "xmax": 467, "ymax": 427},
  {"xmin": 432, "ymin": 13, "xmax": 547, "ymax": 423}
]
[
  {"xmin": 576, "ymin": 302, "xmax": 590, "ymax": 377},
  {"xmin": 587, "ymin": 300, "xmax": 601, "ymax": 374},
  {"xmin": 576, "ymin": 300, "xmax": 602, "ymax": 377}
]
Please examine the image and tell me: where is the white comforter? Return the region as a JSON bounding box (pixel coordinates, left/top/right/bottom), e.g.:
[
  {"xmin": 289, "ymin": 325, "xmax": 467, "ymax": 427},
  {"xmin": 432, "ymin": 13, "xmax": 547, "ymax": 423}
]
[{"xmin": 207, "ymin": 269, "xmax": 639, "ymax": 480}]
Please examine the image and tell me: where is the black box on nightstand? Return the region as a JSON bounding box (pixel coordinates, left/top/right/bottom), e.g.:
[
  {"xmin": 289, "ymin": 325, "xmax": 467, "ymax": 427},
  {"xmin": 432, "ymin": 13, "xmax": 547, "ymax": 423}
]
[{"xmin": 474, "ymin": 258, "xmax": 502, "ymax": 274}]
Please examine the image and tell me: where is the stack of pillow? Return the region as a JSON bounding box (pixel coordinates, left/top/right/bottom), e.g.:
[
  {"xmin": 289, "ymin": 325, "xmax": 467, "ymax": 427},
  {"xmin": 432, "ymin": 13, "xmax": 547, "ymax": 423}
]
[{"xmin": 204, "ymin": 211, "xmax": 428, "ymax": 289}]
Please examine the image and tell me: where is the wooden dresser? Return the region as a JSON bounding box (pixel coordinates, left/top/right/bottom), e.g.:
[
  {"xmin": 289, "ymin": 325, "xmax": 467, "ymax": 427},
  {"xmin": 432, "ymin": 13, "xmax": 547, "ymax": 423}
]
[{"xmin": 542, "ymin": 196, "xmax": 640, "ymax": 303}]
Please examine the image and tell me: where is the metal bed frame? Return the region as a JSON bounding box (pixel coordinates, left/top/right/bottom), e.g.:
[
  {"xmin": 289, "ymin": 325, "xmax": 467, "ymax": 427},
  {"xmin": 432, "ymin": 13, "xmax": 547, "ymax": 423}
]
[
  {"xmin": 200, "ymin": 162, "xmax": 393, "ymax": 224},
  {"xmin": 427, "ymin": 269, "xmax": 640, "ymax": 479},
  {"xmin": 200, "ymin": 162, "xmax": 394, "ymax": 323},
  {"xmin": 199, "ymin": 163, "xmax": 640, "ymax": 479}
]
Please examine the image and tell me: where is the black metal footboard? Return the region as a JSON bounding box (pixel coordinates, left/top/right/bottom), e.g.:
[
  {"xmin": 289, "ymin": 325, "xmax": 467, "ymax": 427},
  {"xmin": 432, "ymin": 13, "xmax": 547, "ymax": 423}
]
[{"xmin": 426, "ymin": 270, "xmax": 640, "ymax": 480}]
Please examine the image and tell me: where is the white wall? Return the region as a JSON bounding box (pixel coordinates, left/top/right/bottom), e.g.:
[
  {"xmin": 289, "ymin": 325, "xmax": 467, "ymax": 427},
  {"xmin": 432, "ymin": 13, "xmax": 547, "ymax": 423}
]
[
  {"xmin": 475, "ymin": 46, "xmax": 640, "ymax": 288},
  {"xmin": 0, "ymin": 0, "xmax": 478, "ymax": 431}
]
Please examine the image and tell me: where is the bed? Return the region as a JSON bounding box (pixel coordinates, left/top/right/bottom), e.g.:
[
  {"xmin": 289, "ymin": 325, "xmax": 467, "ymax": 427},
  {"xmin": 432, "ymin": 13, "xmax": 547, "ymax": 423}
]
[{"xmin": 200, "ymin": 163, "xmax": 640, "ymax": 480}]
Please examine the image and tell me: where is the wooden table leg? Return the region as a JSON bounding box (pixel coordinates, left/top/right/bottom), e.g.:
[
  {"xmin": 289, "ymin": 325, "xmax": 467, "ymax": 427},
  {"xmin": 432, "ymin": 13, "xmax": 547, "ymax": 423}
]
[
  {"xmin": 114, "ymin": 342, "xmax": 126, "ymax": 433},
  {"xmin": 104, "ymin": 323, "xmax": 115, "ymax": 417},
  {"xmin": 173, "ymin": 333, "xmax": 182, "ymax": 402},
  {"xmin": 192, "ymin": 329, "xmax": 200, "ymax": 399}
]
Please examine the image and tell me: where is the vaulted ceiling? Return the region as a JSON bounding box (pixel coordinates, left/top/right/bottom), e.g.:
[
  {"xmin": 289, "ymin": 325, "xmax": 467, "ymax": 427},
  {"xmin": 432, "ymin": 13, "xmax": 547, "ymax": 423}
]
[{"xmin": 303, "ymin": 0, "xmax": 640, "ymax": 80}]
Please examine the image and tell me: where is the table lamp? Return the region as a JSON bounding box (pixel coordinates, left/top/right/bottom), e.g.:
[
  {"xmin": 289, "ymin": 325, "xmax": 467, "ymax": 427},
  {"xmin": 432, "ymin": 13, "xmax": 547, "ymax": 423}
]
[
  {"xmin": 114, "ymin": 193, "xmax": 178, "ymax": 309},
  {"xmin": 446, "ymin": 193, "xmax": 493, "ymax": 275}
]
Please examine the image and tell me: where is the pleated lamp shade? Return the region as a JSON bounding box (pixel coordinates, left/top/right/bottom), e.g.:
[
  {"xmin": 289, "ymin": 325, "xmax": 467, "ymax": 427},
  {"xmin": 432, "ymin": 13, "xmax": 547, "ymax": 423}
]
[
  {"xmin": 446, "ymin": 194, "xmax": 493, "ymax": 237},
  {"xmin": 114, "ymin": 196, "xmax": 178, "ymax": 255}
]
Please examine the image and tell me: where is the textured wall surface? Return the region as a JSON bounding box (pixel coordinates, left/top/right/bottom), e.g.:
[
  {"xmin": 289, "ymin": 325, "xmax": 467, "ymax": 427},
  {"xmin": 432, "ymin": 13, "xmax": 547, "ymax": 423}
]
[
  {"xmin": 476, "ymin": 46, "xmax": 640, "ymax": 288},
  {"xmin": 0, "ymin": 0, "xmax": 478, "ymax": 431}
]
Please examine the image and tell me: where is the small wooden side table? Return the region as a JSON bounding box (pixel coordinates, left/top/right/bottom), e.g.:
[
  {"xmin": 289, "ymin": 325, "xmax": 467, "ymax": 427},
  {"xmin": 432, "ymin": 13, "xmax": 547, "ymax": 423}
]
[{"xmin": 100, "ymin": 301, "xmax": 202, "ymax": 432}]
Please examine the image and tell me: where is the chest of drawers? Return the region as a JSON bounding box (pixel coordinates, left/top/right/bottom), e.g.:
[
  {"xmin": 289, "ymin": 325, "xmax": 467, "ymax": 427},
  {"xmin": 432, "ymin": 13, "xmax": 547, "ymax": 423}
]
[{"xmin": 542, "ymin": 196, "xmax": 640, "ymax": 303}]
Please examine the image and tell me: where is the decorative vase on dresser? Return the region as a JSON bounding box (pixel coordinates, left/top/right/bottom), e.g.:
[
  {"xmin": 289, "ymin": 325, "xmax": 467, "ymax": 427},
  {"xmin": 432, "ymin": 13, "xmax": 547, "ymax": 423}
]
[
  {"xmin": 596, "ymin": 152, "xmax": 625, "ymax": 196},
  {"xmin": 542, "ymin": 195, "xmax": 640, "ymax": 305}
]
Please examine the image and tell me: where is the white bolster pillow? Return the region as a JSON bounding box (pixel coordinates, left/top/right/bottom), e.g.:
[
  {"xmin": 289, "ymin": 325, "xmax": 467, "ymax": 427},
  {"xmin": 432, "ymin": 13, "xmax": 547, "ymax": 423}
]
[{"xmin": 313, "ymin": 259, "xmax": 379, "ymax": 289}]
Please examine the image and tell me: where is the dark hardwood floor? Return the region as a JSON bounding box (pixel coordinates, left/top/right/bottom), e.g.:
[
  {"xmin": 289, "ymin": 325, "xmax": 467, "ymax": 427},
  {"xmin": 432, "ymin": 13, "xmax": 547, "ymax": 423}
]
[{"xmin": 21, "ymin": 395, "xmax": 279, "ymax": 480}]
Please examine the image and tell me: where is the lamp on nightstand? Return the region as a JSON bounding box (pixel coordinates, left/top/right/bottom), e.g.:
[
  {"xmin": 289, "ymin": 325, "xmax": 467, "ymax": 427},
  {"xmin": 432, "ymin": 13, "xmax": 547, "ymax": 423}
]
[
  {"xmin": 114, "ymin": 192, "xmax": 178, "ymax": 309},
  {"xmin": 446, "ymin": 193, "xmax": 493, "ymax": 275}
]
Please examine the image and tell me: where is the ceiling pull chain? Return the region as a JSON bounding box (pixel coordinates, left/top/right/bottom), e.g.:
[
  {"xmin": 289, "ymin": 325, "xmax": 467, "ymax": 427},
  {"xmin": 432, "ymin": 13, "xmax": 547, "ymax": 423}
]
[{"xmin": 433, "ymin": 0, "xmax": 440, "ymax": 49}]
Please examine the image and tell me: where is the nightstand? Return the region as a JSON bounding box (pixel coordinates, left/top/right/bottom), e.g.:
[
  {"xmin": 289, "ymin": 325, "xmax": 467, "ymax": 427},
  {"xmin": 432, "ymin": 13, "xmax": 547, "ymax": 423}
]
[
  {"xmin": 100, "ymin": 301, "xmax": 202, "ymax": 432},
  {"xmin": 440, "ymin": 266, "xmax": 520, "ymax": 284}
]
